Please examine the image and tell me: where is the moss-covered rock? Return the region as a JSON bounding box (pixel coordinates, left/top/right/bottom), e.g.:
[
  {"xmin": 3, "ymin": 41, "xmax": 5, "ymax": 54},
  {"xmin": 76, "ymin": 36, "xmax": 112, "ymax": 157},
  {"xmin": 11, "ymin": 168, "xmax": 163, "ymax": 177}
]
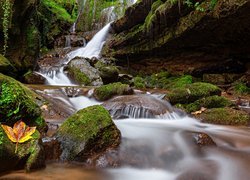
[
  {"xmin": 93, "ymin": 82, "xmax": 134, "ymax": 101},
  {"xmin": 23, "ymin": 71, "xmax": 46, "ymax": 84},
  {"xmin": 197, "ymin": 107, "xmax": 249, "ymax": 126},
  {"xmin": 165, "ymin": 82, "xmax": 221, "ymax": 105},
  {"xmin": 0, "ymin": 73, "xmax": 46, "ymax": 131},
  {"xmin": 0, "ymin": 127, "xmax": 45, "ymax": 172},
  {"xmin": 67, "ymin": 58, "xmax": 103, "ymax": 86},
  {"xmin": 184, "ymin": 95, "xmax": 233, "ymax": 113},
  {"xmin": 0, "ymin": 54, "xmax": 16, "ymax": 76},
  {"xmin": 98, "ymin": 65, "xmax": 119, "ymax": 84},
  {"xmin": 56, "ymin": 105, "xmax": 121, "ymax": 161}
]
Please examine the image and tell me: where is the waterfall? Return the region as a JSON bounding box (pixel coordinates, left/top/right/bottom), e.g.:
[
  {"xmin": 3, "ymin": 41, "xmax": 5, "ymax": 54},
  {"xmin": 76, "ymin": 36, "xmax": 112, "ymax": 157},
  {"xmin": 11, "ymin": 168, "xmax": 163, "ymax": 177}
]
[
  {"xmin": 39, "ymin": 22, "xmax": 111, "ymax": 86},
  {"xmin": 67, "ymin": 23, "xmax": 111, "ymax": 59}
]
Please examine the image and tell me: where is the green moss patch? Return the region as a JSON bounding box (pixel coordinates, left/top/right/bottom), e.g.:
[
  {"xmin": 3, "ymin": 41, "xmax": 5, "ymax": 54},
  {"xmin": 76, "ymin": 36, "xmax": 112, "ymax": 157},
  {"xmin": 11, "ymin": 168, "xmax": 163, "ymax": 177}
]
[
  {"xmin": 0, "ymin": 73, "xmax": 46, "ymax": 131},
  {"xmin": 56, "ymin": 105, "xmax": 121, "ymax": 161},
  {"xmin": 184, "ymin": 95, "xmax": 233, "ymax": 113},
  {"xmin": 68, "ymin": 66, "xmax": 91, "ymax": 85},
  {"xmin": 197, "ymin": 108, "xmax": 249, "ymax": 126},
  {"xmin": 94, "ymin": 82, "xmax": 133, "ymax": 101},
  {"xmin": 166, "ymin": 82, "xmax": 221, "ymax": 104}
]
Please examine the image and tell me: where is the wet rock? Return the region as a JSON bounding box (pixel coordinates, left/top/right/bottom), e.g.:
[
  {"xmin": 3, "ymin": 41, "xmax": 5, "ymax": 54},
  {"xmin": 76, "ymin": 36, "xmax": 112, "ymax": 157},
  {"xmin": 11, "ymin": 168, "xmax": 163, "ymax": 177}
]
[
  {"xmin": 23, "ymin": 71, "xmax": 46, "ymax": 84},
  {"xmin": 0, "ymin": 73, "xmax": 46, "ymax": 131},
  {"xmin": 0, "ymin": 127, "xmax": 45, "ymax": 172},
  {"xmin": 93, "ymin": 82, "xmax": 134, "ymax": 101},
  {"xmin": 56, "ymin": 105, "xmax": 121, "ymax": 162},
  {"xmin": 67, "ymin": 57, "xmax": 103, "ymax": 86},
  {"xmin": 193, "ymin": 133, "xmax": 216, "ymax": 147},
  {"xmin": 203, "ymin": 73, "xmax": 243, "ymax": 85},
  {"xmin": 97, "ymin": 64, "xmax": 119, "ymax": 84},
  {"xmin": 196, "ymin": 107, "xmax": 249, "ymax": 126},
  {"xmin": 118, "ymin": 74, "xmax": 133, "ymax": 85},
  {"xmin": 54, "ymin": 34, "xmax": 86, "ymax": 48},
  {"xmin": 43, "ymin": 137, "xmax": 62, "ymax": 161},
  {"xmin": 103, "ymin": 94, "xmax": 175, "ymax": 119},
  {"xmin": 165, "ymin": 82, "xmax": 221, "ymax": 105}
]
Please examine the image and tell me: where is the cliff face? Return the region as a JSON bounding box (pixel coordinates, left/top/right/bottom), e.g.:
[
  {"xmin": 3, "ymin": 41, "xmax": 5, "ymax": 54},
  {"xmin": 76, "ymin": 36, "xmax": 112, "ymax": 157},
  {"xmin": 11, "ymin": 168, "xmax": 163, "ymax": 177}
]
[
  {"xmin": 0, "ymin": 0, "xmax": 77, "ymax": 72},
  {"xmin": 103, "ymin": 0, "xmax": 250, "ymax": 75}
]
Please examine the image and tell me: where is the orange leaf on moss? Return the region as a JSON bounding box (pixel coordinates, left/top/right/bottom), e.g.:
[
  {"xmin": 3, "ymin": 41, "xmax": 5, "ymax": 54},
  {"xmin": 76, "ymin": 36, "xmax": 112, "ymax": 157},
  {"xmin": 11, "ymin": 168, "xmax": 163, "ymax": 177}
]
[{"xmin": 1, "ymin": 120, "xmax": 36, "ymax": 153}]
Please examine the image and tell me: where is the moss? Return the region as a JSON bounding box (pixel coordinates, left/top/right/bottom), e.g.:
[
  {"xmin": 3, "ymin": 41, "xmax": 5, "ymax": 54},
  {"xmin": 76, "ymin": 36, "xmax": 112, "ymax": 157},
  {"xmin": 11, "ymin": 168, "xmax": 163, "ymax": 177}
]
[
  {"xmin": 185, "ymin": 95, "xmax": 233, "ymax": 113},
  {"xmin": 58, "ymin": 105, "xmax": 113, "ymax": 141},
  {"xmin": 0, "ymin": 73, "xmax": 46, "ymax": 131},
  {"xmin": 98, "ymin": 65, "xmax": 119, "ymax": 84},
  {"xmin": 56, "ymin": 105, "xmax": 121, "ymax": 161},
  {"xmin": 68, "ymin": 66, "xmax": 91, "ymax": 85},
  {"xmin": 166, "ymin": 82, "xmax": 221, "ymax": 104},
  {"xmin": 134, "ymin": 76, "xmax": 146, "ymax": 88},
  {"xmin": 164, "ymin": 75, "xmax": 193, "ymax": 89},
  {"xmin": 233, "ymin": 82, "xmax": 250, "ymax": 95},
  {"xmin": 41, "ymin": 0, "xmax": 76, "ymax": 23},
  {"xmin": 0, "ymin": 54, "xmax": 15, "ymax": 75},
  {"xmin": 94, "ymin": 82, "xmax": 133, "ymax": 101},
  {"xmin": 198, "ymin": 108, "xmax": 249, "ymax": 126}
]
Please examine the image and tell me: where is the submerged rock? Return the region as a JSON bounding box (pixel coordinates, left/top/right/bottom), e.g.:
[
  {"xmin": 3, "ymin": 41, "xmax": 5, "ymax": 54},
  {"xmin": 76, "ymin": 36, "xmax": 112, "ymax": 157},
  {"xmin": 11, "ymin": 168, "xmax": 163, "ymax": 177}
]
[
  {"xmin": 0, "ymin": 73, "xmax": 46, "ymax": 131},
  {"xmin": 56, "ymin": 105, "xmax": 121, "ymax": 162},
  {"xmin": 0, "ymin": 128, "xmax": 45, "ymax": 172},
  {"xmin": 93, "ymin": 82, "xmax": 134, "ymax": 101},
  {"xmin": 103, "ymin": 94, "xmax": 176, "ymax": 119}
]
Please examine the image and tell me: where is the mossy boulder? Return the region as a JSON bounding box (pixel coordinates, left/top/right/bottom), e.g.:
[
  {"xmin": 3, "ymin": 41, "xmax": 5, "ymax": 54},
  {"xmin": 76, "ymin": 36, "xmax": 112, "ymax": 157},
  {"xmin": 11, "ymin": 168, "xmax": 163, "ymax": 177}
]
[
  {"xmin": 182, "ymin": 95, "xmax": 233, "ymax": 113},
  {"xmin": 67, "ymin": 58, "xmax": 103, "ymax": 86},
  {"xmin": 0, "ymin": 127, "xmax": 45, "ymax": 172},
  {"xmin": 93, "ymin": 82, "xmax": 134, "ymax": 101},
  {"xmin": 0, "ymin": 73, "xmax": 46, "ymax": 131},
  {"xmin": 197, "ymin": 108, "xmax": 249, "ymax": 126},
  {"xmin": 95, "ymin": 62, "xmax": 119, "ymax": 84},
  {"xmin": 165, "ymin": 82, "xmax": 221, "ymax": 105},
  {"xmin": 23, "ymin": 71, "xmax": 46, "ymax": 84},
  {"xmin": 0, "ymin": 54, "xmax": 15, "ymax": 76},
  {"xmin": 56, "ymin": 105, "xmax": 121, "ymax": 161}
]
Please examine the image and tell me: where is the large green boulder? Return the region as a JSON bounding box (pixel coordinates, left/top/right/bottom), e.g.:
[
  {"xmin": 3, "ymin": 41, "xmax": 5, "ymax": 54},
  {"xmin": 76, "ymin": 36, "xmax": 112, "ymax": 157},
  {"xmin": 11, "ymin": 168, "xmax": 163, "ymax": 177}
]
[
  {"xmin": 0, "ymin": 73, "xmax": 46, "ymax": 131},
  {"xmin": 165, "ymin": 82, "xmax": 221, "ymax": 105},
  {"xmin": 93, "ymin": 82, "xmax": 134, "ymax": 101},
  {"xmin": 0, "ymin": 127, "xmax": 45, "ymax": 172},
  {"xmin": 56, "ymin": 105, "xmax": 121, "ymax": 161}
]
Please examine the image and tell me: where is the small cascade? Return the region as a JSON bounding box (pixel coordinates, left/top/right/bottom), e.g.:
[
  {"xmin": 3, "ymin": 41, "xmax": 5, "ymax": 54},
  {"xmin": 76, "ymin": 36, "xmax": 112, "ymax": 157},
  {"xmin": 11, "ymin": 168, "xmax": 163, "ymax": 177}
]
[
  {"xmin": 65, "ymin": 35, "xmax": 71, "ymax": 47},
  {"xmin": 98, "ymin": 6, "xmax": 116, "ymax": 29},
  {"xmin": 38, "ymin": 22, "xmax": 111, "ymax": 86}
]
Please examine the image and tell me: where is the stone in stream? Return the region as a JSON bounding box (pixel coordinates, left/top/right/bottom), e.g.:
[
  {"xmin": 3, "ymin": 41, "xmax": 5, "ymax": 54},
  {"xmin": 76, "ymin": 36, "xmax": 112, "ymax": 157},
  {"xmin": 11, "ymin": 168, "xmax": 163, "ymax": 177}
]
[
  {"xmin": 103, "ymin": 94, "xmax": 178, "ymax": 119},
  {"xmin": 93, "ymin": 82, "xmax": 134, "ymax": 101},
  {"xmin": 66, "ymin": 57, "xmax": 103, "ymax": 86},
  {"xmin": 22, "ymin": 71, "xmax": 46, "ymax": 84},
  {"xmin": 56, "ymin": 105, "xmax": 121, "ymax": 162}
]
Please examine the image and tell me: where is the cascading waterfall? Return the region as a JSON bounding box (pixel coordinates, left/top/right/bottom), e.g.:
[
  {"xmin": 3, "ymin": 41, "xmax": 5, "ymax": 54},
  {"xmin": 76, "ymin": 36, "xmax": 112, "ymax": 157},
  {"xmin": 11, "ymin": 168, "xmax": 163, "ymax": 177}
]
[{"xmin": 38, "ymin": 23, "xmax": 111, "ymax": 86}]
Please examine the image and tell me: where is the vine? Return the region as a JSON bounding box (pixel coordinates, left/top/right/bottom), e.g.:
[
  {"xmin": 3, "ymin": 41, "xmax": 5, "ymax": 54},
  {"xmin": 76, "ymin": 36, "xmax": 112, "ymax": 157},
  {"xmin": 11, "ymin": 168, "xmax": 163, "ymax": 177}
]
[{"xmin": 1, "ymin": 0, "xmax": 12, "ymax": 55}]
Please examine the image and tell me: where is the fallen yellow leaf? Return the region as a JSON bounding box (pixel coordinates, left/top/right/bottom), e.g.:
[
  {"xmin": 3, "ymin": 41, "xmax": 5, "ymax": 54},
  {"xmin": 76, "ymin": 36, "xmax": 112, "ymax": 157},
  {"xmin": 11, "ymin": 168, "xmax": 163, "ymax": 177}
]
[{"xmin": 1, "ymin": 120, "xmax": 36, "ymax": 153}]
